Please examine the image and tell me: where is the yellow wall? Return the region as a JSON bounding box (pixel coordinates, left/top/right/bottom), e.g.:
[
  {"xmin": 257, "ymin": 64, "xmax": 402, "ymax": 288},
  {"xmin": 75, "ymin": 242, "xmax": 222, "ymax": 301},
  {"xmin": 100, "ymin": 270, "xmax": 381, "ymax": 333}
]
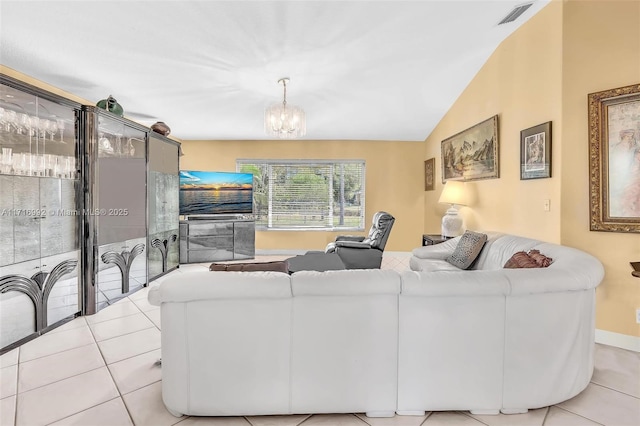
[
  {"xmin": 180, "ymin": 140, "xmax": 424, "ymax": 251},
  {"xmin": 560, "ymin": 0, "xmax": 640, "ymax": 337},
  {"xmin": 423, "ymin": 1, "xmax": 563, "ymax": 242},
  {"xmin": 424, "ymin": 0, "xmax": 640, "ymax": 337}
]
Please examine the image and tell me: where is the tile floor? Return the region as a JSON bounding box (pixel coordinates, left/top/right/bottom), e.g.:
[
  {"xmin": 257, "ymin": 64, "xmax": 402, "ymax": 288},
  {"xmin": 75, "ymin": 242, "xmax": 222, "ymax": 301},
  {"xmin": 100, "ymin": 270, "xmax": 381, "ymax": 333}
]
[{"xmin": 1, "ymin": 255, "xmax": 639, "ymax": 426}]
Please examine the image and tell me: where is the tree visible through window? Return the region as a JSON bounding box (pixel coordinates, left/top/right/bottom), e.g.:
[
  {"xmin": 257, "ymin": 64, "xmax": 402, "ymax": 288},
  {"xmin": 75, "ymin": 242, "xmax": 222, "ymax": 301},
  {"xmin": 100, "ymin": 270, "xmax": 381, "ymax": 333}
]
[{"xmin": 237, "ymin": 160, "xmax": 365, "ymax": 230}]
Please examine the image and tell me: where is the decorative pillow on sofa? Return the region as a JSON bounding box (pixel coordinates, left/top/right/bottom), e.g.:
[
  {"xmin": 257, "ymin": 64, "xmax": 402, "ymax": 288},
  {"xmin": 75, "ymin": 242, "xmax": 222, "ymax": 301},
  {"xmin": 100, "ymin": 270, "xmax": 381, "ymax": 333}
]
[
  {"xmin": 504, "ymin": 250, "xmax": 553, "ymax": 268},
  {"xmin": 504, "ymin": 251, "xmax": 539, "ymax": 268},
  {"xmin": 445, "ymin": 231, "xmax": 488, "ymax": 270},
  {"xmin": 527, "ymin": 249, "xmax": 553, "ymax": 267}
]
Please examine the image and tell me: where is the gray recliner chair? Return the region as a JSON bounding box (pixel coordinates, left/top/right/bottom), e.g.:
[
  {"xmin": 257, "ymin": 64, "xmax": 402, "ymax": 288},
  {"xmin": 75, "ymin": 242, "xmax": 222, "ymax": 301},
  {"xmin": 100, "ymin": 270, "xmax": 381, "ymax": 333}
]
[{"xmin": 325, "ymin": 211, "xmax": 395, "ymax": 269}]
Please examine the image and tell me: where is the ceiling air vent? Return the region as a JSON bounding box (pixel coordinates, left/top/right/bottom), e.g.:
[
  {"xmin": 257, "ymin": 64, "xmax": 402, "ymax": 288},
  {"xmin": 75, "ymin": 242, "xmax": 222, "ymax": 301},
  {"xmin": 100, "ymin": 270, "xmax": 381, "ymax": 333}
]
[{"xmin": 497, "ymin": 2, "xmax": 533, "ymax": 25}]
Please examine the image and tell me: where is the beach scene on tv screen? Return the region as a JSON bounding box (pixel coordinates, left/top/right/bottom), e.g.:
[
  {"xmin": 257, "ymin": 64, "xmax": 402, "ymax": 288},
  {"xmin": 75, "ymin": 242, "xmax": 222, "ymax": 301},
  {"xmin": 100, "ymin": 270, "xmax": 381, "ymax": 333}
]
[{"xmin": 179, "ymin": 170, "xmax": 253, "ymax": 215}]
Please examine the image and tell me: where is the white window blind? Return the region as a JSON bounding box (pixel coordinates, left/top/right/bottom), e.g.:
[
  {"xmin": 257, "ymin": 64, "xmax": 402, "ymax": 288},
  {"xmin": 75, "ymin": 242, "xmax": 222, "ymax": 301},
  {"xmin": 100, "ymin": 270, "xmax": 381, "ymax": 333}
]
[{"xmin": 237, "ymin": 160, "xmax": 365, "ymax": 230}]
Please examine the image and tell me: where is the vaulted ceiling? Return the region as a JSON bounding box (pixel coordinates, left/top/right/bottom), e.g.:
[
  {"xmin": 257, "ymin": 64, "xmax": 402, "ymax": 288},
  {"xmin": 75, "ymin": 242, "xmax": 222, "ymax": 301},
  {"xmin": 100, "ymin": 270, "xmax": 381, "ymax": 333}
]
[{"xmin": 0, "ymin": 0, "xmax": 550, "ymax": 141}]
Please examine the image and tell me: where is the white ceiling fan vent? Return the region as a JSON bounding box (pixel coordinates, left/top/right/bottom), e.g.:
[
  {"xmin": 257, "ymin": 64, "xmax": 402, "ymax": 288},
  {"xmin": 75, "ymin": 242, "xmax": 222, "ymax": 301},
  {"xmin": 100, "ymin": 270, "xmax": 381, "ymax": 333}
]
[{"xmin": 497, "ymin": 2, "xmax": 533, "ymax": 25}]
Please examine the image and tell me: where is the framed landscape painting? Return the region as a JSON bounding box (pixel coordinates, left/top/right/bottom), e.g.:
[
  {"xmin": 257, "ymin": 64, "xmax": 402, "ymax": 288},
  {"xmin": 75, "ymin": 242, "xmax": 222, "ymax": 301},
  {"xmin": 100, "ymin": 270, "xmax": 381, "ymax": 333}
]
[
  {"xmin": 588, "ymin": 83, "xmax": 640, "ymax": 233},
  {"xmin": 521, "ymin": 121, "xmax": 552, "ymax": 180},
  {"xmin": 441, "ymin": 115, "xmax": 499, "ymax": 182}
]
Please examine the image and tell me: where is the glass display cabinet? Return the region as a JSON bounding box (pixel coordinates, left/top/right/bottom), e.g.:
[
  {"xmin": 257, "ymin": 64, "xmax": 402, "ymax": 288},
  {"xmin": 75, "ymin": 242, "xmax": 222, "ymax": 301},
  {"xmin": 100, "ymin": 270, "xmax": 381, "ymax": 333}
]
[
  {"xmin": 81, "ymin": 106, "xmax": 149, "ymax": 314},
  {"xmin": 0, "ymin": 77, "xmax": 82, "ymax": 351},
  {"xmin": 148, "ymin": 132, "xmax": 180, "ymax": 280},
  {"xmin": 0, "ymin": 75, "xmax": 182, "ymax": 353}
]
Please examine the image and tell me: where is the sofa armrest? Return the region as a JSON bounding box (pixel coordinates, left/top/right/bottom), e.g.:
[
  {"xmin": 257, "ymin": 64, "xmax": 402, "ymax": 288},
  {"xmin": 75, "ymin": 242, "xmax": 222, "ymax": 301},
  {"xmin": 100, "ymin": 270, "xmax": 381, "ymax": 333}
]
[
  {"xmin": 334, "ymin": 240, "xmax": 372, "ymax": 249},
  {"xmin": 335, "ymin": 246, "xmax": 383, "ymax": 269},
  {"xmin": 148, "ymin": 282, "xmax": 162, "ymax": 306},
  {"xmin": 335, "ymin": 235, "xmax": 366, "ymax": 242},
  {"xmin": 411, "ymin": 236, "xmax": 460, "ymax": 260}
]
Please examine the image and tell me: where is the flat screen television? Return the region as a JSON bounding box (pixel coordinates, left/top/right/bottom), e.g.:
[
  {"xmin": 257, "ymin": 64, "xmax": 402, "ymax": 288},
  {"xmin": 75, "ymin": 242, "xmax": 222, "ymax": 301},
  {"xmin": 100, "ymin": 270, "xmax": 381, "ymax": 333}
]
[{"xmin": 179, "ymin": 170, "xmax": 253, "ymax": 216}]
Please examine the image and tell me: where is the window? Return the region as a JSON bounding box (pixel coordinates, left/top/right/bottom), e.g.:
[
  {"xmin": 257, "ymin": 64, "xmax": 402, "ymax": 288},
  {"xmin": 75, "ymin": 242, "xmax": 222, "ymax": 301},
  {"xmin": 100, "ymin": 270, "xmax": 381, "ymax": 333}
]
[{"xmin": 237, "ymin": 160, "xmax": 365, "ymax": 230}]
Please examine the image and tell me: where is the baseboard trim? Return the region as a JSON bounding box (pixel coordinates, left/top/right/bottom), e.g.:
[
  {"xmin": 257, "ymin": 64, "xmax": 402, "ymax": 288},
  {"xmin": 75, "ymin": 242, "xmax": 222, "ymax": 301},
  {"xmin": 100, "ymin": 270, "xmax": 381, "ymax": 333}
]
[{"xmin": 595, "ymin": 329, "xmax": 640, "ymax": 352}]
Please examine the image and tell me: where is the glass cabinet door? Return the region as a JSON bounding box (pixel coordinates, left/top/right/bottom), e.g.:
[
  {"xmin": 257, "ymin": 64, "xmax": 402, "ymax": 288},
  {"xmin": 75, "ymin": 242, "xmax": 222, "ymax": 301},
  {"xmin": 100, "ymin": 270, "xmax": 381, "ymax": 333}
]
[
  {"xmin": 0, "ymin": 80, "xmax": 81, "ymax": 352},
  {"xmin": 90, "ymin": 112, "xmax": 148, "ymax": 310},
  {"xmin": 148, "ymin": 133, "xmax": 180, "ymax": 281}
]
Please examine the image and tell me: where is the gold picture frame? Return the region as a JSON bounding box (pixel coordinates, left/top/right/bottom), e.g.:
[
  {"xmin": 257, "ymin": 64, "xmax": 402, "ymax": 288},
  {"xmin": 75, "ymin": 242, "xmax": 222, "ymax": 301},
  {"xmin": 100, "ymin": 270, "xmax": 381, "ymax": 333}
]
[
  {"xmin": 441, "ymin": 115, "xmax": 499, "ymax": 182},
  {"xmin": 424, "ymin": 158, "xmax": 435, "ymax": 191},
  {"xmin": 588, "ymin": 83, "xmax": 640, "ymax": 233}
]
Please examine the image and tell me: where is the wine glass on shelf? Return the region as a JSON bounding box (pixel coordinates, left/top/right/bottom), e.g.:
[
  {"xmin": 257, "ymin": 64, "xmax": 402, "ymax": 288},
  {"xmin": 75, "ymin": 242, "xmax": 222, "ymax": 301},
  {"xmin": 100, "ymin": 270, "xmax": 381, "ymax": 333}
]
[
  {"xmin": 98, "ymin": 133, "xmax": 113, "ymax": 155},
  {"xmin": 4, "ymin": 110, "xmax": 17, "ymax": 133},
  {"xmin": 16, "ymin": 113, "xmax": 30, "ymax": 135},
  {"xmin": 29, "ymin": 116, "xmax": 39, "ymax": 137},
  {"xmin": 47, "ymin": 118, "xmax": 58, "ymax": 141},
  {"xmin": 12, "ymin": 153, "xmax": 23, "ymax": 175},
  {"xmin": 114, "ymin": 134, "xmax": 122, "ymax": 156},
  {"xmin": 1, "ymin": 147, "xmax": 12, "ymax": 174},
  {"xmin": 56, "ymin": 119, "xmax": 66, "ymax": 142},
  {"xmin": 38, "ymin": 119, "xmax": 51, "ymax": 140},
  {"xmin": 0, "ymin": 108, "xmax": 6, "ymax": 132}
]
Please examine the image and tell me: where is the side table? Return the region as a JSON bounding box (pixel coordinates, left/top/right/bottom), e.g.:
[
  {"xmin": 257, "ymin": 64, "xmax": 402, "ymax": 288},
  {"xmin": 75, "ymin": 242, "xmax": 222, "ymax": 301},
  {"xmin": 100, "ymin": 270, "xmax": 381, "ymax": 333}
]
[{"xmin": 422, "ymin": 234, "xmax": 448, "ymax": 246}]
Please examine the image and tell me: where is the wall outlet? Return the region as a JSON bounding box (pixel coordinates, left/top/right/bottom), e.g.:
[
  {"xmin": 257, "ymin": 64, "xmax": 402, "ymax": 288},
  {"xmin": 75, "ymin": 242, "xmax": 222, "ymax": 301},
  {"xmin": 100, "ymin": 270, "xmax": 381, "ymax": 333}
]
[{"xmin": 636, "ymin": 309, "xmax": 640, "ymax": 324}]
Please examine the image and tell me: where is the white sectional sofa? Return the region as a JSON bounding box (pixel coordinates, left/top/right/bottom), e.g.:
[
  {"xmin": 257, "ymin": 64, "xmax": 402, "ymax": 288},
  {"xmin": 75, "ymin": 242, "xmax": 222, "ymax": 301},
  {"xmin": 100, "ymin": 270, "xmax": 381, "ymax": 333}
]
[
  {"xmin": 149, "ymin": 267, "xmax": 401, "ymax": 418},
  {"xmin": 402, "ymin": 232, "xmax": 604, "ymax": 415},
  {"xmin": 148, "ymin": 232, "xmax": 604, "ymax": 418}
]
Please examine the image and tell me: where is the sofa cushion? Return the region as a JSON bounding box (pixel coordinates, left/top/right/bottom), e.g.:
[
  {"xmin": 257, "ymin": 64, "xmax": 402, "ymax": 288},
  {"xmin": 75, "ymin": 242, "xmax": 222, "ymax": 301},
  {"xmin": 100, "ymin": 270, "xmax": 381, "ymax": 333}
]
[
  {"xmin": 148, "ymin": 269, "xmax": 293, "ymax": 304},
  {"xmin": 445, "ymin": 231, "xmax": 488, "ymax": 270},
  {"xmin": 400, "ymin": 270, "xmax": 510, "ymax": 296},
  {"xmin": 210, "ymin": 260, "xmax": 289, "ymax": 273}
]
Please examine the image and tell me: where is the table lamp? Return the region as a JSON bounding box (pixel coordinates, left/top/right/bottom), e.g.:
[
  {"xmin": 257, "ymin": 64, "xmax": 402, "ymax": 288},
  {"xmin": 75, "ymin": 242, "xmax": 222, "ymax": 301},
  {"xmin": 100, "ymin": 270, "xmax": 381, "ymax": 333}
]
[{"xmin": 438, "ymin": 180, "xmax": 469, "ymax": 238}]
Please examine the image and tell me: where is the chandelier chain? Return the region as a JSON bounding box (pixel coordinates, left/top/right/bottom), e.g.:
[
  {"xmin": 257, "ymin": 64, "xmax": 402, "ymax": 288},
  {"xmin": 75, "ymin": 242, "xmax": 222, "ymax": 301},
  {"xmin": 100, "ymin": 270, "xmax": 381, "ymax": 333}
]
[{"xmin": 280, "ymin": 78, "xmax": 288, "ymax": 109}]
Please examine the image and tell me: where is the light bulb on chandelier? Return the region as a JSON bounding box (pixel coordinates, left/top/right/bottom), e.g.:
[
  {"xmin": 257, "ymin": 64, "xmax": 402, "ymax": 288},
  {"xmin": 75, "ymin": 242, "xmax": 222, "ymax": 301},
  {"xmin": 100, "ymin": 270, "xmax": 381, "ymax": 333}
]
[{"xmin": 265, "ymin": 78, "xmax": 306, "ymax": 139}]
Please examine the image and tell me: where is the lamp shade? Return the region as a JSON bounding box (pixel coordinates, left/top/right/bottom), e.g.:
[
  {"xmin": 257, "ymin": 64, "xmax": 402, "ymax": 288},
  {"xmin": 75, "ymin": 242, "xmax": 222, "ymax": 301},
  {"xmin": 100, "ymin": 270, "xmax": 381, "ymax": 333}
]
[{"xmin": 438, "ymin": 180, "xmax": 468, "ymax": 206}]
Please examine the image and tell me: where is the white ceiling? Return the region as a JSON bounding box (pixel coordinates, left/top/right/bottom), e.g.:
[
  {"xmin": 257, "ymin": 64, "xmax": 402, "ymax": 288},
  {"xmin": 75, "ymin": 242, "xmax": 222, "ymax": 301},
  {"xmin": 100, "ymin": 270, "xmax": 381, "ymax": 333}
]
[{"xmin": 0, "ymin": 0, "xmax": 550, "ymax": 141}]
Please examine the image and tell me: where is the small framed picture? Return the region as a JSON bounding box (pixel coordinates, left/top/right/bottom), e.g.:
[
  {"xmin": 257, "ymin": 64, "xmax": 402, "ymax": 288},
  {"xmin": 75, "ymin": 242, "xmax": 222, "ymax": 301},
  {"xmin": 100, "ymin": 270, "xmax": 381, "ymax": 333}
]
[
  {"xmin": 424, "ymin": 158, "xmax": 435, "ymax": 191},
  {"xmin": 520, "ymin": 121, "xmax": 552, "ymax": 180}
]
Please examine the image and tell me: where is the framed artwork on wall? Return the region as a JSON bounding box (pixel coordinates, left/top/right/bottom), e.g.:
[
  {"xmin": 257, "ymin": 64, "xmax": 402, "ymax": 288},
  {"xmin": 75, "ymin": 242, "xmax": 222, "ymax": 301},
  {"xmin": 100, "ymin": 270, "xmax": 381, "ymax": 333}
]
[
  {"xmin": 424, "ymin": 158, "xmax": 435, "ymax": 191},
  {"xmin": 441, "ymin": 115, "xmax": 499, "ymax": 182},
  {"xmin": 520, "ymin": 121, "xmax": 552, "ymax": 180},
  {"xmin": 588, "ymin": 83, "xmax": 640, "ymax": 233}
]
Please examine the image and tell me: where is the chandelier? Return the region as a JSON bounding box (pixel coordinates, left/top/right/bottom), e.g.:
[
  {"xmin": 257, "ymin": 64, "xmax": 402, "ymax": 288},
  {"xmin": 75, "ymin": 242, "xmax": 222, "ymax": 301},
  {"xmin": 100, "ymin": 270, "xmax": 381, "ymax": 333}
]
[{"xmin": 265, "ymin": 77, "xmax": 306, "ymax": 139}]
